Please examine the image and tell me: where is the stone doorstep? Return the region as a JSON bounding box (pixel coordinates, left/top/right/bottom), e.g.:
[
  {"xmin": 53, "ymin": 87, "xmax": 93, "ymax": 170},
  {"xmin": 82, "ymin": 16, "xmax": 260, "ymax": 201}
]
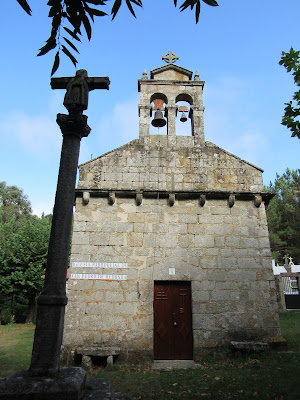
[{"xmin": 152, "ymin": 360, "xmax": 203, "ymax": 371}]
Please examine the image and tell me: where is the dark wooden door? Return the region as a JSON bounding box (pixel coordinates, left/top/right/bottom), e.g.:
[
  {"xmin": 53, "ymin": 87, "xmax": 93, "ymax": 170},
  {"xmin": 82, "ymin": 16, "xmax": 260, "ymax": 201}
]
[{"xmin": 154, "ymin": 281, "xmax": 193, "ymax": 360}]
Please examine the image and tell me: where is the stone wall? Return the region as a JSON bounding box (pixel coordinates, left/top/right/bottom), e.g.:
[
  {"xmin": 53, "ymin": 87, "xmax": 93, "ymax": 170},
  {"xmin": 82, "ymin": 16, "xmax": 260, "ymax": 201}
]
[
  {"xmin": 78, "ymin": 136, "xmax": 263, "ymax": 193},
  {"xmin": 62, "ymin": 192, "xmax": 280, "ymax": 361}
]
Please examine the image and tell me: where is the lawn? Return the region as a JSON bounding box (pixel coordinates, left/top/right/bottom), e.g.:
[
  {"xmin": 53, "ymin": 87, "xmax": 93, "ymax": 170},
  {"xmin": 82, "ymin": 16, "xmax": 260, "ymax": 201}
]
[
  {"xmin": 0, "ymin": 312, "xmax": 299, "ymax": 399},
  {"xmin": 0, "ymin": 323, "xmax": 35, "ymax": 377}
]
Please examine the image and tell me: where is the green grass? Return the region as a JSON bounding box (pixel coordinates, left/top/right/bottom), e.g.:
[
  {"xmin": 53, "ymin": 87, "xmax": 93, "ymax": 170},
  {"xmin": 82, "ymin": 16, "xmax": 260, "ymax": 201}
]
[
  {"xmin": 278, "ymin": 311, "xmax": 300, "ymax": 351},
  {"xmin": 0, "ymin": 323, "xmax": 35, "ymax": 377},
  {"xmin": 0, "ymin": 312, "xmax": 299, "ymax": 399},
  {"xmin": 93, "ymin": 353, "xmax": 300, "ymax": 399}
]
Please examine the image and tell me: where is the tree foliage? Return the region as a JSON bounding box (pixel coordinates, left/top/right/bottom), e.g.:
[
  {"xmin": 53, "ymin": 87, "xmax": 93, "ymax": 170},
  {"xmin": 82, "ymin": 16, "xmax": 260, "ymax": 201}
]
[
  {"xmin": 279, "ymin": 47, "xmax": 300, "ymax": 139},
  {"xmin": 16, "ymin": 0, "xmax": 219, "ymax": 75},
  {"xmin": 266, "ymin": 169, "xmax": 300, "ymax": 264},
  {"xmin": 0, "ymin": 183, "xmax": 51, "ymax": 324}
]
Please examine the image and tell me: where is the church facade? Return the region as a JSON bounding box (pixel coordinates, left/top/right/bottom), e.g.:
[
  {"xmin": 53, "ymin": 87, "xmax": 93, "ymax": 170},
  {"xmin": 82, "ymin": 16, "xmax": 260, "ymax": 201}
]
[{"xmin": 62, "ymin": 53, "xmax": 281, "ymax": 363}]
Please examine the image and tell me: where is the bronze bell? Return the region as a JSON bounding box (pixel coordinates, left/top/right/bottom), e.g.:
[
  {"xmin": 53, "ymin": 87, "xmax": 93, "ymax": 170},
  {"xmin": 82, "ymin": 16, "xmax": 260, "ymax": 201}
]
[
  {"xmin": 180, "ymin": 111, "xmax": 187, "ymax": 123},
  {"xmin": 152, "ymin": 110, "xmax": 166, "ymax": 128}
]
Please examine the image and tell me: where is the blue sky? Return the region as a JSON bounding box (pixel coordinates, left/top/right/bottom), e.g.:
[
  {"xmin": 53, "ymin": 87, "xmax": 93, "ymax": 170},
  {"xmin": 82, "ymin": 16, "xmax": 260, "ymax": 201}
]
[{"xmin": 1, "ymin": 0, "xmax": 299, "ymax": 216}]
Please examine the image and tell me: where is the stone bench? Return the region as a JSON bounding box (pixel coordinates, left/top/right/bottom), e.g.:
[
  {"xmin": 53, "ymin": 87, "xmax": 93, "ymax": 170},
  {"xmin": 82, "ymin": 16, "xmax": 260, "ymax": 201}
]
[
  {"xmin": 230, "ymin": 341, "xmax": 269, "ymax": 352},
  {"xmin": 76, "ymin": 347, "xmax": 120, "ymax": 370}
]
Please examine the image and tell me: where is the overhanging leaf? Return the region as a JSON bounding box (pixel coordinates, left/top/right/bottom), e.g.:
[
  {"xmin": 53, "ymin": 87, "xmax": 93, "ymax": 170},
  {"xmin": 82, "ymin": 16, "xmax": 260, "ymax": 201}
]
[
  {"xmin": 126, "ymin": 0, "xmax": 137, "ymax": 18},
  {"xmin": 86, "ymin": 0, "xmax": 107, "ymax": 4},
  {"xmin": 17, "ymin": 0, "xmax": 32, "ymax": 15},
  {"xmin": 111, "ymin": 0, "xmax": 122, "ymax": 20},
  {"xmin": 82, "ymin": 13, "xmax": 92, "ymax": 40},
  {"xmin": 62, "ymin": 45, "xmax": 78, "ymax": 68},
  {"xmin": 51, "ymin": 51, "xmax": 60, "ymax": 76},
  {"xmin": 37, "ymin": 39, "xmax": 57, "ymax": 56},
  {"xmin": 63, "ymin": 26, "xmax": 81, "ymax": 42},
  {"xmin": 196, "ymin": 0, "xmax": 200, "ymax": 23},
  {"xmin": 202, "ymin": 0, "xmax": 218, "ymax": 6},
  {"xmin": 63, "ymin": 37, "xmax": 80, "ymax": 53}
]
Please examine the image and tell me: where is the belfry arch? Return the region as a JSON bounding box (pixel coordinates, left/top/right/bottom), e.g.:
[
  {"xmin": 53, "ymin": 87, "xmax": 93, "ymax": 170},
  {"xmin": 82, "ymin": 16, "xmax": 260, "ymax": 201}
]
[
  {"xmin": 175, "ymin": 93, "xmax": 193, "ymax": 136},
  {"xmin": 138, "ymin": 53, "xmax": 205, "ymax": 145}
]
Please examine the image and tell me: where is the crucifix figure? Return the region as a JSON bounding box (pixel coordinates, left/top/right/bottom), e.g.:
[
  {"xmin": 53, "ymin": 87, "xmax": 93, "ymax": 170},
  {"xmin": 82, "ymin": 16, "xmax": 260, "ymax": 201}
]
[
  {"xmin": 30, "ymin": 70, "xmax": 110, "ymax": 377},
  {"xmin": 51, "ymin": 69, "xmax": 110, "ymax": 115}
]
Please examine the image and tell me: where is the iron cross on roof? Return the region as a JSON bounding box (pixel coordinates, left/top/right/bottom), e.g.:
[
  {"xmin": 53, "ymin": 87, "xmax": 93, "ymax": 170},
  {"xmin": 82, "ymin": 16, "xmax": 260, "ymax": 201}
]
[
  {"xmin": 51, "ymin": 69, "xmax": 110, "ymax": 115},
  {"xmin": 162, "ymin": 51, "xmax": 179, "ymax": 64}
]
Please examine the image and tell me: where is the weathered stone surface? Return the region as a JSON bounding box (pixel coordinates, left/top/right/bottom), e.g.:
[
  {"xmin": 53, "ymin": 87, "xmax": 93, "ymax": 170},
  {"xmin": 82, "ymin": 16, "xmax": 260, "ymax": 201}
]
[
  {"xmin": 0, "ymin": 368, "xmax": 86, "ymax": 400},
  {"xmin": 62, "ymin": 59, "xmax": 279, "ymax": 364}
]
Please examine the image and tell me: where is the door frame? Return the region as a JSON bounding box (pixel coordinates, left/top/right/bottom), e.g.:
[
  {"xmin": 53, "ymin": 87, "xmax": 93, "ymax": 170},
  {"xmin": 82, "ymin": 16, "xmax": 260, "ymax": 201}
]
[{"xmin": 153, "ymin": 280, "xmax": 193, "ymax": 360}]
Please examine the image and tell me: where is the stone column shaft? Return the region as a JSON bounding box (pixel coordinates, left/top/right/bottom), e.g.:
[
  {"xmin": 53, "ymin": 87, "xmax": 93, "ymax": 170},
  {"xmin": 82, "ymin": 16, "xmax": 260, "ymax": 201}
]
[
  {"xmin": 166, "ymin": 105, "xmax": 177, "ymax": 137},
  {"xmin": 191, "ymin": 105, "xmax": 205, "ymax": 146},
  {"xmin": 139, "ymin": 104, "xmax": 151, "ymax": 141},
  {"xmin": 30, "ymin": 114, "xmax": 90, "ymax": 376}
]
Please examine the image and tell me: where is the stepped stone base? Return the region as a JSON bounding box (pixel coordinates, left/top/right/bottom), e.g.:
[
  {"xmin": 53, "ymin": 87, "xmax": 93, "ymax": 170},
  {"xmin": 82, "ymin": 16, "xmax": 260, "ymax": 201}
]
[
  {"xmin": 0, "ymin": 367, "xmax": 86, "ymax": 400},
  {"xmin": 0, "ymin": 370, "xmax": 132, "ymax": 400}
]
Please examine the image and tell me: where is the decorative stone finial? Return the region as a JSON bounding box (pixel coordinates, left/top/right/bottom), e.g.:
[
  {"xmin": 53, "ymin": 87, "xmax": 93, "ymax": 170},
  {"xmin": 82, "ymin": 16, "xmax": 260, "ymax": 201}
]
[
  {"xmin": 162, "ymin": 51, "xmax": 179, "ymax": 65},
  {"xmin": 142, "ymin": 69, "xmax": 148, "ymax": 80},
  {"xmin": 194, "ymin": 71, "xmax": 200, "ymax": 81}
]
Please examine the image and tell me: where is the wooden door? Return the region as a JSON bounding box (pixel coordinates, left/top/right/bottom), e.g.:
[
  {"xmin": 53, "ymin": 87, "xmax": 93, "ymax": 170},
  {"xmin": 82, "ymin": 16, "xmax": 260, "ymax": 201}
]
[{"xmin": 154, "ymin": 281, "xmax": 193, "ymax": 360}]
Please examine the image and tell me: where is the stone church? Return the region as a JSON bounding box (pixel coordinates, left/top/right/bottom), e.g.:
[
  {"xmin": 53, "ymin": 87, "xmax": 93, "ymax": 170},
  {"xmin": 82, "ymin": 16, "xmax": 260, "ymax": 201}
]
[{"xmin": 62, "ymin": 52, "xmax": 281, "ymax": 364}]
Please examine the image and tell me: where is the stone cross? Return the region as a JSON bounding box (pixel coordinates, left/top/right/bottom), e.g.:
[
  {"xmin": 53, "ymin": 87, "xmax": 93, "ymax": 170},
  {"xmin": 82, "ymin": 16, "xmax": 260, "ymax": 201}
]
[
  {"xmin": 162, "ymin": 50, "xmax": 179, "ymax": 64},
  {"xmin": 51, "ymin": 69, "xmax": 110, "ymax": 115},
  {"xmin": 30, "ymin": 70, "xmax": 110, "ymax": 377}
]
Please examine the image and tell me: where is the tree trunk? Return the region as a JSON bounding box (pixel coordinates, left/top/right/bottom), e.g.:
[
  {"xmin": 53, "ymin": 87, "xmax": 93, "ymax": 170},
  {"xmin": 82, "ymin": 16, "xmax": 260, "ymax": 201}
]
[{"xmin": 26, "ymin": 299, "xmax": 37, "ymax": 323}]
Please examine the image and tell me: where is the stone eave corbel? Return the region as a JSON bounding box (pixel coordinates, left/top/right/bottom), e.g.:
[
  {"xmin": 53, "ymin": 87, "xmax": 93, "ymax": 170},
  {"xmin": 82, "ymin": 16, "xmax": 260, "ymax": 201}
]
[
  {"xmin": 199, "ymin": 194, "xmax": 206, "ymax": 207},
  {"xmin": 168, "ymin": 193, "xmax": 175, "ymax": 207},
  {"xmin": 228, "ymin": 194, "xmax": 235, "ymax": 208},
  {"xmin": 82, "ymin": 191, "xmax": 90, "ymax": 205},
  {"xmin": 136, "ymin": 191, "xmax": 143, "ymax": 206},
  {"xmin": 108, "ymin": 192, "xmax": 115, "ymax": 205},
  {"xmin": 254, "ymin": 195, "xmax": 262, "ymax": 208},
  {"xmin": 75, "ymin": 189, "xmax": 276, "ymax": 205}
]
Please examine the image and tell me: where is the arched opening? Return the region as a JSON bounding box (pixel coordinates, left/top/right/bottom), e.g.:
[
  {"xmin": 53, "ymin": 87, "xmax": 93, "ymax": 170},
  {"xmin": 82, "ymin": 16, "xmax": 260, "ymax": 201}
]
[
  {"xmin": 175, "ymin": 94, "xmax": 193, "ymax": 136},
  {"xmin": 150, "ymin": 93, "xmax": 168, "ymax": 135}
]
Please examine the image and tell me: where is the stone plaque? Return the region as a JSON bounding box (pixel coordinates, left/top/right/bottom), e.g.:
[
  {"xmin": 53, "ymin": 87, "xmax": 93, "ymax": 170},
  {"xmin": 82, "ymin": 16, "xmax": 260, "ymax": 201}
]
[{"xmin": 70, "ymin": 273, "xmax": 127, "ymax": 280}]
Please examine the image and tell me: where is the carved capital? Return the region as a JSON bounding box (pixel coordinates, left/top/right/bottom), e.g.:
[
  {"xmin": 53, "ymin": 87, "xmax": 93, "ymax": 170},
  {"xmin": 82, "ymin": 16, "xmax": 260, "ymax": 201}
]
[
  {"xmin": 138, "ymin": 104, "xmax": 152, "ymax": 117},
  {"xmin": 190, "ymin": 105, "xmax": 205, "ymax": 113},
  {"xmin": 56, "ymin": 113, "xmax": 91, "ymax": 139}
]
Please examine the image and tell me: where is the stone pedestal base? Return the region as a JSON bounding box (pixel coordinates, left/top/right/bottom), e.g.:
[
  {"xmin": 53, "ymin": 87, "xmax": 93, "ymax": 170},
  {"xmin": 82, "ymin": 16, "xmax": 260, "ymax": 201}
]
[{"xmin": 0, "ymin": 367, "xmax": 86, "ymax": 400}]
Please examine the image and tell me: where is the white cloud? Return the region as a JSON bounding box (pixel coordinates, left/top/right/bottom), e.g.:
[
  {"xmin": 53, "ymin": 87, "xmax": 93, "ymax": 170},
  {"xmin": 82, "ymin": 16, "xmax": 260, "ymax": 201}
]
[
  {"xmin": 32, "ymin": 200, "xmax": 54, "ymax": 217},
  {"xmin": 96, "ymin": 95, "xmax": 140, "ymax": 147},
  {"xmin": 204, "ymin": 75, "xmax": 268, "ymax": 167},
  {"xmin": 0, "ymin": 110, "xmax": 61, "ymax": 160}
]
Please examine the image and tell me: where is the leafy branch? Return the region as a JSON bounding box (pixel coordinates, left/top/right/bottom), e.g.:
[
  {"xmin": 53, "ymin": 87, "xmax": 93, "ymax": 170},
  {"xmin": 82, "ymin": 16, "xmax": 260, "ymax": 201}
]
[
  {"xmin": 279, "ymin": 47, "xmax": 300, "ymax": 139},
  {"xmin": 17, "ymin": 0, "xmax": 219, "ymax": 75}
]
